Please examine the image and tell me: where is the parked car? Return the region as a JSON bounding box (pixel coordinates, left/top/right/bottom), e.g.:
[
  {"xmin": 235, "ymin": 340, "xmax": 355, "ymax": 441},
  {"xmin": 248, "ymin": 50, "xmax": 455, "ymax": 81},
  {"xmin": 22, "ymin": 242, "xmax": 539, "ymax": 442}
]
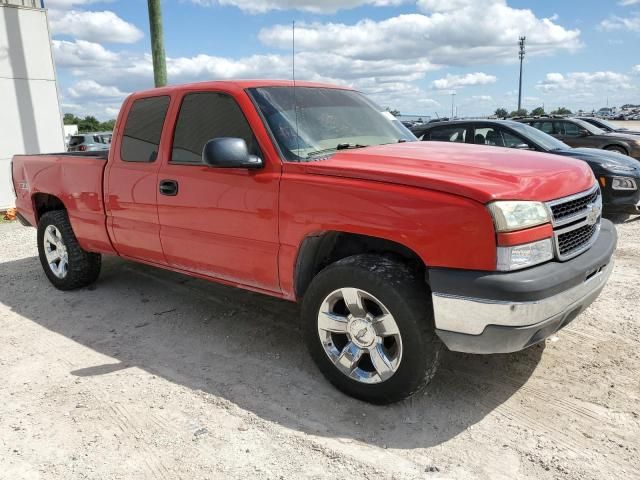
[
  {"xmin": 67, "ymin": 132, "xmax": 112, "ymax": 152},
  {"xmin": 11, "ymin": 80, "xmax": 616, "ymax": 404},
  {"xmin": 577, "ymin": 117, "xmax": 640, "ymax": 136},
  {"xmin": 515, "ymin": 117, "xmax": 640, "ymax": 159},
  {"xmin": 411, "ymin": 120, "xmax": 640, "ymax": 215}
]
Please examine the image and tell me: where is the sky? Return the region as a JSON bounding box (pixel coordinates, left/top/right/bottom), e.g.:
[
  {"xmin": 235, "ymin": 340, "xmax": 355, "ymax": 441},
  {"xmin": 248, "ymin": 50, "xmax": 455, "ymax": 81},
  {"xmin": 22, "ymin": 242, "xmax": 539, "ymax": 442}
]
[{"xmin": 45, "ymin": 0, "xmax": 640, "ymax": 120}]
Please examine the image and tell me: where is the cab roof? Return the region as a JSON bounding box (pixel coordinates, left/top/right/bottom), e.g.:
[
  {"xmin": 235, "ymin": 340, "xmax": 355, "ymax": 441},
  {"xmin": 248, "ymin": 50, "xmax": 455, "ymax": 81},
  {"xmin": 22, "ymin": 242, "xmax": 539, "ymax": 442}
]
[{"xmin": 131, "ymin": 80, "xmax": 352, "ymax": 99}]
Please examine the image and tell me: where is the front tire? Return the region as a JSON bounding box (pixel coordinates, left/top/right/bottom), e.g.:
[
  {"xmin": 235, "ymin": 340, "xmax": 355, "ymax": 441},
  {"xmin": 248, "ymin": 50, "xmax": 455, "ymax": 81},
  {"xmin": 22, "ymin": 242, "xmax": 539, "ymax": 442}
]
[
  {"xmin": 604, "ymin": 145, "xmax": 629, "ymax": 156},
  {"xmin": 301, "ymin": 254, "xmax": 441, "ymax": 404},
  {"xmin": 37, "ymin": 210, "xmax": 101, "ymax": 290}
]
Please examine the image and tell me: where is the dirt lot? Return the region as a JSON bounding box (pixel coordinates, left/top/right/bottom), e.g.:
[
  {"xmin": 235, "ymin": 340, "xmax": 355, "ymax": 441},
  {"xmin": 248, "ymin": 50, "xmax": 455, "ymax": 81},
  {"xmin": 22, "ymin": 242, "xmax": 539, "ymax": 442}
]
[{"xmin": 0, "ymin": 219, "xmax": 638, "ymax": 480}]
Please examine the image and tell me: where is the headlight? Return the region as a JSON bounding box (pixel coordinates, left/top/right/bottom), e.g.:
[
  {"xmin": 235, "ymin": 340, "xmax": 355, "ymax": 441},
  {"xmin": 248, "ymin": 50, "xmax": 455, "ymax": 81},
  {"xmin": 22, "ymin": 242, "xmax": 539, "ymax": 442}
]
[
  {"xmin": 497, "ymin": 238, "xmax": 554, "ymax": 271},
  {"xmin": 611, "ymin": 177, "xmax": 638, "ymax": 191},
  {"xmin": 487, "ymin": 201, "xmax": 550, "ymax": 232}
]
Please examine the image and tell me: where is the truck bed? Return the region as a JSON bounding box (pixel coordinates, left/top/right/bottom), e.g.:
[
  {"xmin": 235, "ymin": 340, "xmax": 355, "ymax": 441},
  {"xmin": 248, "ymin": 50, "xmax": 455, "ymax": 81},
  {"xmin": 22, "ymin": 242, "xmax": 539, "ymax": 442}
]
[
  {"xmin": 11, "ymin": 151, "xmax": 114, "ymax": 253},
  {"xmin": 13, "ymin": 150, "xmax": 108, "ymax": 160}
]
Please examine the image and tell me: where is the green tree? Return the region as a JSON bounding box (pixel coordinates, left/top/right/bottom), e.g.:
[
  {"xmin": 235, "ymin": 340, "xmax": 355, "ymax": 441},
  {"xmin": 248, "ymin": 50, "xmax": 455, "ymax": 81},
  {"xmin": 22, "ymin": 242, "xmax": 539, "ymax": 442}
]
[
  {"xmin": 494, "ymin": 108, "xmax": 508, "ymax": 118},
  {"xmin": 63, "ymin": 113, "xmax": 81, "ymax": 125},
  {"xmin": 550, "ymin": 107, "xmax": 572, "ymax": 115},
  {"xmin": 386, "ymin": 107, "xmax": 401, "ymax": 117},
  {"xmin": 530, "ymin": 106, "xmax": 545, "ymax": 116},
  {"xmin": 99, "ymin": 119, "xmax": 116, "ymax": 131},
  {"xmin": 78, "ymin": 116, "xmax": 101, "ymax": 133},
  {"xmin": 509, "ymin": 108, "xmax": 528, "ymax": 118}
]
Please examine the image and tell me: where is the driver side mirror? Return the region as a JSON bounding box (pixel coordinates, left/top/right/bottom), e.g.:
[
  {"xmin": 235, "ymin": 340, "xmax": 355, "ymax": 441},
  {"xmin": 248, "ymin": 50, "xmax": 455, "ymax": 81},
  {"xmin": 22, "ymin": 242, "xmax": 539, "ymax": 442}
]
[
  {"xmin": 512, "ymin": 143, "xmax": 533, "ymax": 150},
  {"xmin": 579, "ymin": 129, "xmax": 590, "ymax": 137},
  {"xmin": 202, "ymin": 138, "xmax": 263, "ymax": 169}
]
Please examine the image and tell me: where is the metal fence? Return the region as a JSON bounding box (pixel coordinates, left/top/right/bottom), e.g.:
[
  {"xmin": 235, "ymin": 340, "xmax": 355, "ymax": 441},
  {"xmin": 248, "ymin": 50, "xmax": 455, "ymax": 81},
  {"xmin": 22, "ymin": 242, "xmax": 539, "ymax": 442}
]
[{"xmin": 0, "ymin": 0, "xmax": 41, "ymax": 8}]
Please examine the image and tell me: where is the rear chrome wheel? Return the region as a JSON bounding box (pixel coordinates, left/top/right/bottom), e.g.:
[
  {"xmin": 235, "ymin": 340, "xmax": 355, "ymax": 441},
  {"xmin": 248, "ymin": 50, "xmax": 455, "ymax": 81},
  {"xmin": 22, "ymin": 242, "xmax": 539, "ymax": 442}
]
[
  {"xmin": 37, "ymin": 210, "xmax": 101, "ymax": 290},
  {"xmin": 43, "ymin": 225, "xmax": 69, "ymax": 279},
  {"xmin": 318, "ymin": 287, "xmax": 402, "ymax": 384}
]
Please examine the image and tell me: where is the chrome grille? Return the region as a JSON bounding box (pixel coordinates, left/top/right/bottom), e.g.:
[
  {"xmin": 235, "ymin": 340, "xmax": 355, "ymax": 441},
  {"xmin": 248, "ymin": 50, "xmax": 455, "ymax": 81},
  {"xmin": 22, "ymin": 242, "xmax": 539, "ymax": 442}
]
[
  {"xmin": 549, "ymin": 188, "xmax": 599, "ymax": 223},
  {"xmin": 557, "ymin": 223, "xmax": 598, "ymax": 257},
  {"xmin": 546, "ymin": 185, "xmax": 602, "ymax": 261}
]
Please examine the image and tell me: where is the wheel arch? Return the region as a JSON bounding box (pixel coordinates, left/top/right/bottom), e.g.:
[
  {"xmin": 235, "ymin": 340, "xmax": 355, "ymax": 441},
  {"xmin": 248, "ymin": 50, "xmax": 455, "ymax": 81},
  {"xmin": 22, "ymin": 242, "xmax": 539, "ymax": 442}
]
[
  {"xmin": 32, "ymin": 193, "xmax": 66, "ymax": 225},
  {"xmin": 603, "ymin": 144, "xmax": 629, "ymax": 155},
  {"xmin": 294, "ymin": 231, "xmax": 426, "ymax": 300}
]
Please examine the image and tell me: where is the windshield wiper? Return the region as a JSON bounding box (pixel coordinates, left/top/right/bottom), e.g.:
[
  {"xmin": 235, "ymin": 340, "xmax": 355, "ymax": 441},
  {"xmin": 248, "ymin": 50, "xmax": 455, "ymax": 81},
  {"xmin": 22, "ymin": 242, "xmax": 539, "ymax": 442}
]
[
  {"xmin": 306, "ymin": 143, "xmax": 369, "ymax": 158},
  {"xmin": 336, "ymin": 143, "xmax": 369, "ymax": 150}
]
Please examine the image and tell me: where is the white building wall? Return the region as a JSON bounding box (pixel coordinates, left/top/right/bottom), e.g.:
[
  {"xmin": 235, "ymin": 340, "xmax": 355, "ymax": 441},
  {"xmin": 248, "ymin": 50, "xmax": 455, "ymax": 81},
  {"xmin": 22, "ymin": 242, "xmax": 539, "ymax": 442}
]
[{"xmin": 0, "ymin": 3, "xmax": 65, "ymax": 210}]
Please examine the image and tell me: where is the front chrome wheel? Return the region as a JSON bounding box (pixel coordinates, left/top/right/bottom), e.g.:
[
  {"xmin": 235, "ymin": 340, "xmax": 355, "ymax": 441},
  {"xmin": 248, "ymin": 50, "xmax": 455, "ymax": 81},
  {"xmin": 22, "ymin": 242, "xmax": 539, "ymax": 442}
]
[
  {"xmin": 43, "ymin": 225, "xmax": 69, "ymax": 279},
  {"xmin": 317, "ymin": 287, "xmax": 403, "ymax": 384}
]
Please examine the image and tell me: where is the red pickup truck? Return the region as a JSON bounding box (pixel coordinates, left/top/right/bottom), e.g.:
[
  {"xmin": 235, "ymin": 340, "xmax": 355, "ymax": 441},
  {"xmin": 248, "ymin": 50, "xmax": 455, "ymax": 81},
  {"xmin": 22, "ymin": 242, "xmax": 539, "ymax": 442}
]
[{"xmin": 12, "ymin": 80, "xmax": 617, "ymax": 403}]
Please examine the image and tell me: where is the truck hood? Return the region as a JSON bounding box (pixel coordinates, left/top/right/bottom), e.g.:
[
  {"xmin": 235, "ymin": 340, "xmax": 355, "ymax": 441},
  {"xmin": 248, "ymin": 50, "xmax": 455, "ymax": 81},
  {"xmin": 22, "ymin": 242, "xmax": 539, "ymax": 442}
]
[{"xmin": 304, "ymin": 142, "xmax": 595, "ymax": 204}]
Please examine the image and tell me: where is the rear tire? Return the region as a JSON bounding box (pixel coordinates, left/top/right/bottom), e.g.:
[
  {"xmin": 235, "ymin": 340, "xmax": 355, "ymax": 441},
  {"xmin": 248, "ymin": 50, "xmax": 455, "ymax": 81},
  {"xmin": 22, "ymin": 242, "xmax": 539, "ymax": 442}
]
[
  {"xmin": 301, "ymin": 254, "xmax": 441, "ymax": 404},
  {"xmin": 604, "ymin": 145, "xmax": 629, "ymax": 156},
  {"xmin": 37, "ymin": 210, "xmax": 101, "ymax": 290}
]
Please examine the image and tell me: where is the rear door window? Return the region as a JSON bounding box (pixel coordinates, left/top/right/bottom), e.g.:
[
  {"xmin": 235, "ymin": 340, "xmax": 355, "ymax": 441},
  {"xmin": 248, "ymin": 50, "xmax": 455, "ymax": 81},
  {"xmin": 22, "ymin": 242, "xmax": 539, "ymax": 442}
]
[
  {"xmin": 427, "ymin": 126, "xmax": 468, "ymax": 143},
  {"xmin": 120, "ymin": 96, "xmax": 170, "ymax": 162},
  {"xmin": 532, "ymin": 121, "xmax": 554, "ymax": 134}
]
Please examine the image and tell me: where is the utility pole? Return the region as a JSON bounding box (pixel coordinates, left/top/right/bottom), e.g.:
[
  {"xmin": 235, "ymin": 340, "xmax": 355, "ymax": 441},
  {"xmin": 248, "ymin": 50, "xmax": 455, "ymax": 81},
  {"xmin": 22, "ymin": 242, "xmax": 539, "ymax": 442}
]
[
  {"xmin": 451, "ymin": 91, "xmax": 456, "ymax": 118},
  {"xmin": 147, "ymin": 0, "xmax": 167, "ymax": 87},
  {"xmin": 517, "ymin": 36, "xmax": 526, "ymax": 112}
]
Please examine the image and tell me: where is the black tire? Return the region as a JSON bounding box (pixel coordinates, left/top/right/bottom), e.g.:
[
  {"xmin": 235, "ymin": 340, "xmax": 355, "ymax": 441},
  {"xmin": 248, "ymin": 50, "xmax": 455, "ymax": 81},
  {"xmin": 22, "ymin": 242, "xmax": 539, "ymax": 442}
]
[
  {"xmin": 37, "ymin": 210, "xmax": 101, "ymax": 290},
  {"xmin": 301, "ymin": 254, "xmax": 442, "ymax": 404},
  {"xmin": 604, "ymin": 145, "xmax": 628, "ymax": 156}
]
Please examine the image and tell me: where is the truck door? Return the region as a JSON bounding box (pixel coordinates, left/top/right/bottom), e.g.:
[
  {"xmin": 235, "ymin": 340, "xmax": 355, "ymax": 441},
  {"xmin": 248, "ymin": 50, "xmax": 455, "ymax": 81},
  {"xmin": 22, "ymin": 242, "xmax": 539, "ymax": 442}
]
[
  {"xmin": 156, "ymin": 90, "xmax": 280, "ymax": 293},
  {"xmin": 104, "ymin": 95, "xmax": 171, "ymax": 264}
]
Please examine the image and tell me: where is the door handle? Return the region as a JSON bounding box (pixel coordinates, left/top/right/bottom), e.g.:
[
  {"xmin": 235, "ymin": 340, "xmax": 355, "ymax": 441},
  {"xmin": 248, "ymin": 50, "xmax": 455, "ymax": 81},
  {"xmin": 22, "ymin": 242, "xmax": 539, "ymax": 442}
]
[{"xmin": 159, "ymin": 179, "xmax": 178, "ymax": 196}]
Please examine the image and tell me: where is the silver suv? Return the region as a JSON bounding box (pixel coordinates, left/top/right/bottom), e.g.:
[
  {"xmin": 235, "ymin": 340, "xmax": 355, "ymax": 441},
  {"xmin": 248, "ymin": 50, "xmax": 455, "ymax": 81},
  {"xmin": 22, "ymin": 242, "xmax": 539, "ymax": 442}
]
[{"xmin": 67, "ymin": 133, "xmax": 112, "ymax": 152}]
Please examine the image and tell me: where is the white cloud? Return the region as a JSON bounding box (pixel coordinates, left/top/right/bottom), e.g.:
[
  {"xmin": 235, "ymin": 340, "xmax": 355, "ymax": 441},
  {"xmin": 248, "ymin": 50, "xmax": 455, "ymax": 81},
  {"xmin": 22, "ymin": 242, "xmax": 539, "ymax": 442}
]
[
  {"xmin": 634, "ymin": 65, "xmax": 640, "ymax": 74},
  {"xmin": 45, "ymin": 0, "xmax": 112, "ymax": 8},
  {"xmin": 432, "ymin": 73, "xmax": 497, "ymax": 90},
  {"xmin": 68, "ymin": 79, "xmax": 128, "ymax": 99},
  {"xmin": 619, "ymin": 0, "xmax": 640, "ymax": 5},
  {"xmin": 49, "ymin": 10, "xmax": 144, "ymax": 44},
  {"xmin": 259, "ymin": 3, "xmax": 581, "ymax": 66},
  {"xmin": 536, "ymin": 71, "xmax": 634, "ymax": 93},
  {"xmin": 470, "ymin": 95, "xmax": 493, "ymax": 102},
  {"xmin": 188, "ymin": 0, "xmax": 407, "ymax": 14},
  {"xmin": 52, "ymin": 39, "xmax": 119, "ymax": 67},
  {"xmin": 599, "ymin": 14, "xmax": 640, "ymax": 32}
]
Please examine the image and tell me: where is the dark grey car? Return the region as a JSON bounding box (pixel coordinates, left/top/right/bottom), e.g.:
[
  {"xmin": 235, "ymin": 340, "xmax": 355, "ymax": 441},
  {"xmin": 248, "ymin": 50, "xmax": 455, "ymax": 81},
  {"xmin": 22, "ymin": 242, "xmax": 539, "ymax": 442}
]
[
  {"xmin": 577, "ymin": 117, "xmax": 640, "ymax": 136},
  {"xmin": 516, "ymin": 117, "xmax": 640, "ymax": 159}
]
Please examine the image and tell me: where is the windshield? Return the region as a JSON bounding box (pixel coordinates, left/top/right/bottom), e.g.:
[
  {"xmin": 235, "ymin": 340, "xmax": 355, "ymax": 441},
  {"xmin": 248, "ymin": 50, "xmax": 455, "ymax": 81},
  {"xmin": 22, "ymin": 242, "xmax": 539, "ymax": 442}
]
[
  {"xmin": 590, "ymin": 118, "xmax": 617, "ymax": 131},
  {"xmin": 573, "ymin": 118, "xmax": 606, "ymax": 135},
  {"xmin": 248, "ymin": 87, "xmax": 416, "ymax": 161},
  {"xmin": 508, "ymin": 122, "xmax": 570, "ymax": 151}
]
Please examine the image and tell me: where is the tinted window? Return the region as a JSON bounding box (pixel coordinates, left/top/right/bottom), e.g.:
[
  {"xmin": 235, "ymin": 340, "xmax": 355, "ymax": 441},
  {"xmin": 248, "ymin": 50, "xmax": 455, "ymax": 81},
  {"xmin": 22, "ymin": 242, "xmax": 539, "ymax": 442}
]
[
  {"xmin": 171, "ymin": 92, "xmax": 257, "ymax": 164},
  {"xmin": 532, "ymin": 121, "xmax": 554, "ymax": 134},
  {"xmin": 561, "ymin": 121, "xmax": 581, "ymax": 136},
  {"xmin": 428, "ymin": 126, "xmax": 467, "ymax": 142},
  {"xmin": 68, "ymin": 136, "xmax": 84, "ymax": 146},
  {"xmin": 502, "ymin": 130, "xmax": 527, "ymax": 148},
  {"xmin": 121, "ymin": 96, "xmax": 170, "ymax": 162},
  {"xmin": 474, "ymin": 127, "xmax": 529, "ymax": 148}
]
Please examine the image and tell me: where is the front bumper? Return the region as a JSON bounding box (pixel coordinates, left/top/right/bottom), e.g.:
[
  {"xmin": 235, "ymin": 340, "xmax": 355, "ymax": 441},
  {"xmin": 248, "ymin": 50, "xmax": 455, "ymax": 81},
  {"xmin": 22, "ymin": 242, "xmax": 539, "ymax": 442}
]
[
  {"xmin": 429, "ymin": 219, "xmax": 617, "ymax": 354},
  {"xmin": 600, "ymin": 175, "xmax": 640, "ymax": 214}
]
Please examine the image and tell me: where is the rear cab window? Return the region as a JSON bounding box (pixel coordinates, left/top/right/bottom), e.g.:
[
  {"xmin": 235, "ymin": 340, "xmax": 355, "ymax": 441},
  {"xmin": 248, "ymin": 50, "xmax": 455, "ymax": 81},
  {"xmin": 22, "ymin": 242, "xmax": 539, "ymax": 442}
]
[
  {"xmin": 68, "ymin": 136, "xmax": 85, "ymax": 147},
  {"xmin": 120, "ymin": 96, "xmax": 171, "ymax": 162}
]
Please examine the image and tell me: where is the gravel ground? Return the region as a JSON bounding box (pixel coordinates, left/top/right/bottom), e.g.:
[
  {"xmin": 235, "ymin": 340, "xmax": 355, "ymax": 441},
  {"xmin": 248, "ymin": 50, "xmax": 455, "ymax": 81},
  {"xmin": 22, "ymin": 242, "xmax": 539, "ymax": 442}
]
[{"xmin": 0, "ymin": 219, "xmax": 638, "ymax": 480}]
